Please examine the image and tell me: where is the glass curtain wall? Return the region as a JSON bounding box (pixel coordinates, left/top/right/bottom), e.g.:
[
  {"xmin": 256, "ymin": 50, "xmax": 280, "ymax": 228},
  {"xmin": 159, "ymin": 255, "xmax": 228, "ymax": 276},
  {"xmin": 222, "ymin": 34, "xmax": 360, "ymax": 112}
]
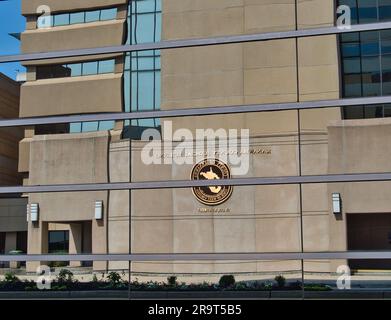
[
  {"xmin": 70, "ymin": 0, "xmax": 162, "ymax": 135},
  {"xmin": 123, "ymin": 0, "xmax": 162, "ymax": 139},
  {"xmin": 339, "ymin": 0, "xmax": 391, "ymax": 118}
]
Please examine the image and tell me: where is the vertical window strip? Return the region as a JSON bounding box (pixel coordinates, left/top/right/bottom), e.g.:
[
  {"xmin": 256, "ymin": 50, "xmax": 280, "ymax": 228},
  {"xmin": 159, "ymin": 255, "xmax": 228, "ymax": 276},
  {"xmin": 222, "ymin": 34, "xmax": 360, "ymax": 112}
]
[
  {"xmin": 339, "ymin": 0, "xmax": 391, "ymax": 118},
  {"xmin": 124, "ymin": 0, "xmax": 161, "ymax": 133},
  {"xmin": 153, "ymin": 0, "xmax": 158, "ymax": 127}
]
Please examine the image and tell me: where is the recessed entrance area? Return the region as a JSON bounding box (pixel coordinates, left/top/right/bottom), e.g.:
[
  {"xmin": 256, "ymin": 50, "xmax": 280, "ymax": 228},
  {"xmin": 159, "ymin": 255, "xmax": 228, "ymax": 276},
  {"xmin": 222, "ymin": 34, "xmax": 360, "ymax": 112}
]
[
  {"xmin": 347, "ymin": 213, "xmax": 391, "ymax": 270},
  {"xmin": 47, "ymin": 221, "xmax": 92, "ymax": 268}
]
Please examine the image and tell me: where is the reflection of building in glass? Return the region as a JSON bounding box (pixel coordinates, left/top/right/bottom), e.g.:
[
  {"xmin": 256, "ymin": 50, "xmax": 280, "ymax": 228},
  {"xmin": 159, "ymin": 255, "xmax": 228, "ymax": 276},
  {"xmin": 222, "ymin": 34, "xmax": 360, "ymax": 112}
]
[
  {"xmin": 123, "ymin": 0, "xmax": 161, "ymax": 137},
  {"xmin": 0, "ymin": 73, "xmax": 27, "ymax": 262},
  {"xmin": 38, "ymin": 7, "xmax": 118, "ymax": 28},
  {"xmin": 3, "ymin": 0, "xmax": 391, "ymax": 279},
  {"xmin": 48, "ymin": 231, "xmax": 69, "ymax": 254},
  {"xmin": 339, "ymin": 0, "xmax": 391, "ymax": 118}
]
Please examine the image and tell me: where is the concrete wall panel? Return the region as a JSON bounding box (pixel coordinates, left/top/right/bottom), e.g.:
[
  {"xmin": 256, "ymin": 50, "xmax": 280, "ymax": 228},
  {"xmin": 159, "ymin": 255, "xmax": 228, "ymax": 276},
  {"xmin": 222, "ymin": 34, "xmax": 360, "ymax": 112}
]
[
  {"xmin": 20, "ymin": 74, "xmax": 123, "ymax": 117},
  {"xmin": 21, "ymin": 20, "xmax": 125, "ymax": 53}
]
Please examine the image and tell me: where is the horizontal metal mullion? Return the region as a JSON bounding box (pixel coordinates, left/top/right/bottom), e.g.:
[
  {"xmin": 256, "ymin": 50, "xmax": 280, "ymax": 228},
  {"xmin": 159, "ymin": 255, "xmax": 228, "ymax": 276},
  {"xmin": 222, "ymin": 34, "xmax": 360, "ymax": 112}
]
[
  {"xmin": 1, "ymin": 173, "xmax": 391, "ymax": 194},
  {"xmin": 1, "ymin": 21, "xmax": 391, "ymax": 63},
  {"xmin": 1, "ymin": 251, "xmax": 391, "ymax": 262},
  {"xmin": 1, "ymin": 95, "xmax": 391, "ymax": 128}
]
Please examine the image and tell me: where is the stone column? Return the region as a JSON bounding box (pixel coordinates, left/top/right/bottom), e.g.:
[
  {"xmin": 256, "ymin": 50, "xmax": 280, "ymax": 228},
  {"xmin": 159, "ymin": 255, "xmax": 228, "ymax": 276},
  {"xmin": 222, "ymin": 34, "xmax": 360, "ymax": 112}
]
[
  {"xmin": 92, "ymin": 219, "xmax": 107, "ymax": 272},
  {"xmin": 26, "ymin": 221, "xmax": 48, "ymax": 273},
  {"xmin": 69, "ymin": 223, "xmax": 82, "ymax": 267},
  {"xmin": 5, "ymin": 232, "xmax": 17, "ymax": 268}
]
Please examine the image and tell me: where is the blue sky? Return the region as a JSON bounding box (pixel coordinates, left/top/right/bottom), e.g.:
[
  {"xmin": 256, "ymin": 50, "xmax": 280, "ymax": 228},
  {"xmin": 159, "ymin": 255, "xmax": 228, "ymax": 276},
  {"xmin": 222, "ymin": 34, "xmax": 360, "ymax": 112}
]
[{"xmin": 0, "ymin": 0, "xmax": 25, "ymax": 79}]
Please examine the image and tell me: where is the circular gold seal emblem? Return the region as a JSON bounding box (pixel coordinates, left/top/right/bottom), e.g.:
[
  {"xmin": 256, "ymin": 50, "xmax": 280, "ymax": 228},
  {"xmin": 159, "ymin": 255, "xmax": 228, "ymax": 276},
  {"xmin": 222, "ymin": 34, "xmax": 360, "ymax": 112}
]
[{"xmin": 191, "ymin": 159, "xmax": 233, "ymax": 206}]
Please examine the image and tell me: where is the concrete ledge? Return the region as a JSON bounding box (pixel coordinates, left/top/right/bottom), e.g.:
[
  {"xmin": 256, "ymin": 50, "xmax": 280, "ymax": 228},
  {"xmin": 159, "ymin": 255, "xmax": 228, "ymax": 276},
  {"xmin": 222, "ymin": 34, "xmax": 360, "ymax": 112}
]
[{"xmin": 20, "ymin": 74, "xmax": 123, "ymax": 117}]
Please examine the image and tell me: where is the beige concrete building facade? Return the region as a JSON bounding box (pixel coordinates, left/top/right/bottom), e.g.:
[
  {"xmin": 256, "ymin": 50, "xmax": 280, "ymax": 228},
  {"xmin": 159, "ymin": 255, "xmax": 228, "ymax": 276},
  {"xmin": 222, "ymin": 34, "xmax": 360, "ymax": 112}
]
[
  {"xmin": 0, "ymin": 73, "xmax": 28, "ymax": 262},
  {"xmin": 11, "ymin": 0, "xmax": 391, "ymax": 277}
]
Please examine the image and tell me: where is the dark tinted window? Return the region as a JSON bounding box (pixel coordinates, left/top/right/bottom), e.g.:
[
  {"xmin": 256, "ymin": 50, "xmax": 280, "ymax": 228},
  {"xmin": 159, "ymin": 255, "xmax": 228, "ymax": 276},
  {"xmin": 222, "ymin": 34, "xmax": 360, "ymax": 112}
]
[
  {"xmin": 48, "ymin": 231, "xmax": 69, "ymax": 253},
  {"xmin": 36, "ymin": 60, "xmax": 115, "ymax": 80},
  {"xmin": 338, "ymin": 1, "xmax": 391, "ymax": 118}
]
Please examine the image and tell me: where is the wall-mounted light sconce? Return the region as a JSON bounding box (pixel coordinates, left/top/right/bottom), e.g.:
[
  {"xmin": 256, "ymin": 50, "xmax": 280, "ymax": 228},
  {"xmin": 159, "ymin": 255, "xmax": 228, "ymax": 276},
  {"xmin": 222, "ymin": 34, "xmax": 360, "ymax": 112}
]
[
  {"xmin": 27, "ymin": 203, "xmax": 39, "ymax": 222},
  {"xmin": 332, "ymin": 193, "xmax": 342, "ymax": 214},
  {"xmin": 95, "ymin": 201, "xmax": 103, "ymax": 220}
]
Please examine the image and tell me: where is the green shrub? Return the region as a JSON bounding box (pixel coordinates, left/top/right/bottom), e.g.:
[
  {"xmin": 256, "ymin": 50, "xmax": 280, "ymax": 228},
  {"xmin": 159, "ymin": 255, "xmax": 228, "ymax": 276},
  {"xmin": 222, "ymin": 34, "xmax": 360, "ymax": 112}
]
[
  {"xmin": 234, "ymin": 282, "xmax": 247, "ymax": 290},
  {"xmin": 57, "ymin": 269, "xmax": 74, "ymax": 283},
  {"xmin": 263, "ymin": 281, "xmax": 273, "ymax": 290},
  {"xmin": 167, "ymin": 276, "xmax": 177, "ymax": 286},
  {"xmin": 4, "ymin": 272, "xmax": 19, "ymax": 283},
  {"xmin": 107, "ymin": 272, "xmax": 122, "ymax": 285},
  {"xmin": 304, "ymin": 284, "xmax": 332, "ymax": 291},
  {"xmin": 274, "ymin": 275, "xmax": 286, "ymax": 288},
  {"xmin": 145, "ymin": 281, "xmax": 162, "ymax": 290},
  {"xmin": 92, "ymin": 274, "xmax": 98, "ymax": 283},
  {"xmin": 219, "ymin": 275, "xmax": 235, "ymax": 289}
]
